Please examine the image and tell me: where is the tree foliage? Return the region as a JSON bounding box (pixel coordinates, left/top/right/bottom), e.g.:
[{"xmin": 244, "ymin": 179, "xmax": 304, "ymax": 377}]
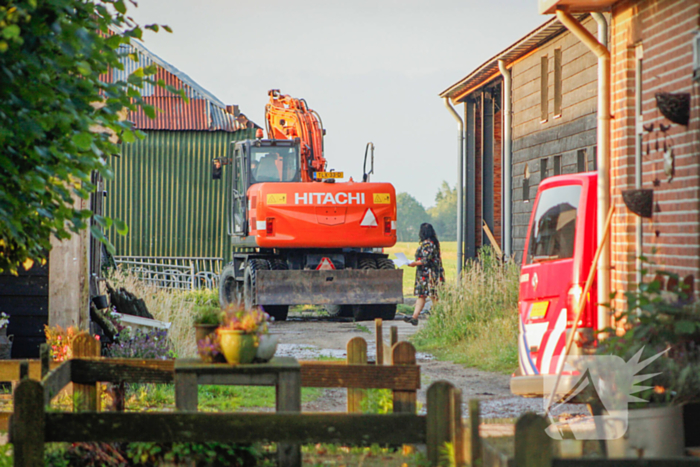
[
  {"xmin": 427, "ymin": 181, "xmax": 457, "ymax": 241},
  {"xmin": 397, "ymin": 181, "xmax": 457, "ymax": 242},
  {"xmin": 396, "ymin": 192, "xmax": 430, "ymax": 242},
  {"xmin": 0, "ymin": 0, "xmax": 172, "ymax": 273}
]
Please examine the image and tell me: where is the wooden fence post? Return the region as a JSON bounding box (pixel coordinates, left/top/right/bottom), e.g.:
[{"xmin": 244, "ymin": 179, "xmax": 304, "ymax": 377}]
[
  {"xmin": 12, "ymin": 379, "xmax": 44, "ymax": 467},
  {"xmin": 450, "ymin": 388, "xmax": 465, "ymax": 466},
  {"xmin": 469, "ymin": 399, "xmax": 481, "ymax": 467},
  {"xmin": 390, "ymin": 326, "xmax": 398, "ymax": 347},
  {"xmin": 426, "ymin": 381, "xmax": 456, "ymax": 466},
  {"xmin": 72, "ymin": 331, "xmax": 100, "ymax": 412},
  {"xmin": 391, "ymin": 341, "xmax": 416, "ymax": 414},
  {"xmin": 40, "ymin": 344, "xmax": 50, "ymax": 379},
  {"xmin": 514, "ymin": 413, "xmax": 552, "ymax": 467},
  {"xmin": 346, "ymin": 337, "xmax": 367, "ymax": 413},
  {"xmin": 375, "ymin": 319, "xmax": 384, "ymax": 365},
  {"xmin": 18, "ymin": 361, "xmax": 28, "ymax": 380}
]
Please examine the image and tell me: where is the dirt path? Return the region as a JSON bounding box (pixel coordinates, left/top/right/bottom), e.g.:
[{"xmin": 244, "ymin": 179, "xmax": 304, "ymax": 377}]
[{"xmin": 271, "ymin": 311, "xmax": 587, "ymax": 419}]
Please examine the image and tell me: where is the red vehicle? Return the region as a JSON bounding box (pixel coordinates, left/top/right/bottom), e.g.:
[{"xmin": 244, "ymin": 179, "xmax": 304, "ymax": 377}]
[{"xmin": 510, "ymin": 172, "xmax": 598, "ymax": 396}]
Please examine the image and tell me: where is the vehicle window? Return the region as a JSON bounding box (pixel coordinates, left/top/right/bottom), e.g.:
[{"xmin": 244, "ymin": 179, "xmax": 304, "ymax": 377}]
[
  {"xmin": 526, "ymin": 185, "xmax": 582, "ymax": 264},
  {"xmin": 250, "ymin": 147, "xmax": 299, "ymax": 183}
]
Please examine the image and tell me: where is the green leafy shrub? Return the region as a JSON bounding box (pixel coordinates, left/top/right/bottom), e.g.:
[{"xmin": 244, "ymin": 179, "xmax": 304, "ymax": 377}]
[
  {"xmin": 127, "ymin": 442, "xmax": 262, "ymax": 466},
  {"xmin": 598, "ymin": 266, "xmax": 700, "ymax": 406}
]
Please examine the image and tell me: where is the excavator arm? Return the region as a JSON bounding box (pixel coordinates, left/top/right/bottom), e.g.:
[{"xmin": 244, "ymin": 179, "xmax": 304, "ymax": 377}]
[{"xmin": 265, "ymin": 89, "xmax": 327, "ymax": 182}]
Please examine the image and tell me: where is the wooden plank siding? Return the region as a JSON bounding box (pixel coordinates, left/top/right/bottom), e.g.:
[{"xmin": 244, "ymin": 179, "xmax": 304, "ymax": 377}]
[{"xmin": 510, "ymin": 16, "xmax": 601, "ymax": 262}]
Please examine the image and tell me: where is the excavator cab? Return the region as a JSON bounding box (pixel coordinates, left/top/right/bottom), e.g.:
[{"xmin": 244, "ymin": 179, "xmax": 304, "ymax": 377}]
[{"xmin": 228, "ymin": 139, "xmax": 299, "ymax": 237}]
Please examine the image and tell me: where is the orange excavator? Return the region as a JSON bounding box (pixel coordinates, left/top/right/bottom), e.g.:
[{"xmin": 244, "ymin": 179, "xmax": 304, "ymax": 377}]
[{"xmin": 215, "ymin": 90, "xmax": 403, "ymax": 321}]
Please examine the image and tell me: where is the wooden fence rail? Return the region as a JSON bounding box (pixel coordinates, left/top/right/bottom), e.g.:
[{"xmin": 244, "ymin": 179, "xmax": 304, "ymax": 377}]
[{"xmin": 11, "ymin": 376, "xmax": 460, "ymax": 467}]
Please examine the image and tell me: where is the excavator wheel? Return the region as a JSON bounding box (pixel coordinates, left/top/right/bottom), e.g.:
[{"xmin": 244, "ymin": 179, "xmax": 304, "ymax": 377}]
[
  {"xmin": 323, "ymin": 304, "xmax": 353, "ymax": 318},
  {"xmin": 264, "ymin": 259, "xmax": 290, "ymax": 321},
  {"xmin": 352, "ymin": 256, "xmax": 397, "ymax": 321},
  {"xmin": 243, "ymin": 258, "xmax": 269, "ymax": 310},
  {"xmin": 219, "ymin": 263, "xmax": 242, "ymax": 308}
]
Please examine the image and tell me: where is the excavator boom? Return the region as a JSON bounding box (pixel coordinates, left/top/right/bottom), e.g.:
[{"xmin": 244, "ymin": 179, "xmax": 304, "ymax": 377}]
[{"xmin": 265, "ymin": 90, "xmax": 327, "ymax": 182}]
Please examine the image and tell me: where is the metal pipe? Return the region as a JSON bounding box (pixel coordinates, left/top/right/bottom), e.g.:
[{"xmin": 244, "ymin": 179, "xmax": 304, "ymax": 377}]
[
  {"xmin": 498, "ymin": 60, "xmax": 512, "ymax": 258},
  {"xmin": 591, "ymin": 12, "xmax": 608, "ymax": 48},
  {"xmin": 635, "ymin": 45, "xmax": 643, "ymax": 286},
  {"xmin": 556, "ymin": 8, "xmax": 611, "ymax": 333},
  {"xmin": 444, "ymin": 97, "xmax": 465, "ymax": 276}
]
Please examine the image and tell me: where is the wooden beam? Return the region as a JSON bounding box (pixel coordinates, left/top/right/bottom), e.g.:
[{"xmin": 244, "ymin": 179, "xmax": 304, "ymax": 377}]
[
  {"xmin": 71, "ymin": 332, "xmax": 100, "ymax": 412},
  {"xmin": 42, "ymin": 361, "xmax": 72, "ymax": 407},
  {"xmin": 0, "ymin": 360, "xmax": 60, "ymax": 382},
  {"xmin": 346, "ymin": 337, "xmax": 367, "ymax": 413},
  {"xmin": 12, "ymin": 379, "xmax": 45, "ymax": 467},
  {"xmin": 300, "ymin": 362, "xmax": 419, "ymax": 390},
  {"xmin": 375, "ymin": 319, "xmax": 384, "ymax": 365},
  {"xmin": 44, "ymin": 412, "xmax": 427, "ymax": 446},
  {"xmin": 392, "ymin": 341, "xmax": 418, "ymax": 414},
  {"xmin": 70, "ymin": 359, "xmax": 174, "ymax": 384}
]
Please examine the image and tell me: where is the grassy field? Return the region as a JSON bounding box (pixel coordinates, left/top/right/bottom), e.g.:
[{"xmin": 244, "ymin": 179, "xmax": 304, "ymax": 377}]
[{"xmin": 385, "ymin": 241, "xmax": 458, "ymax": 294}]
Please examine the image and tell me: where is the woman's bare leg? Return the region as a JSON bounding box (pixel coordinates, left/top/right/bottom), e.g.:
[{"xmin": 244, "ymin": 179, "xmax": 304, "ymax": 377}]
[{"xmin": 412, "ymin": 297, "xmax": 426, "ymax": 320}]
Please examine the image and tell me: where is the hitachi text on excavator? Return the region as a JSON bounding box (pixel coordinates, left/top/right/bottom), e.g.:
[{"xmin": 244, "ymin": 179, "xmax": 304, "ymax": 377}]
[{"xmin": 213, "ymin": 90, "xmax": 403, "ymax": 321}]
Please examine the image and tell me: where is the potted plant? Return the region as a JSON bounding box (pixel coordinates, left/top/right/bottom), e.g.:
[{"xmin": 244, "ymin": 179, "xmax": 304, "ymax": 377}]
[
  {"xmin": 192, "ymin": 305, "xmax": 222, "ymax": 343},
  {"xmin": 0, "ymin": 312, "xmax": 11, "ymax": 359},
  {"xmin": 596, "ymin": 268, "xmax": 700, "ymax": 458},
  {"xmin": 216, "ymin": 305, "xmax": 271, "ymax": 365}
]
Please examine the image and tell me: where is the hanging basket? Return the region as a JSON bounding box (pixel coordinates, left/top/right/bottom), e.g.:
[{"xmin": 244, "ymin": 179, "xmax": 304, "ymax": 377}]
[
  {"xmin": 622, "ymin": 189, "xmax": 654, "ymax": 218},
  {"xmin": 655, "ymin": 92, "xmax": 690, "ymax": 126}
]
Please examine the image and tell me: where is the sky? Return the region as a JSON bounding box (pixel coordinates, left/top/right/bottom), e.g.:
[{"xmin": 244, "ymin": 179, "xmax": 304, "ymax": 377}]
[{"xmin": 128, "ymin": 0, "xmax": 546, "ymax": 208}]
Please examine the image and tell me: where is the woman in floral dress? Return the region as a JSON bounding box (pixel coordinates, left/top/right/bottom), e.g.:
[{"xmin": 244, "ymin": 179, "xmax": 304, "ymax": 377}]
[{"xmin": 404, "ymin": 223, "xmax": 445, "ymax": 325}]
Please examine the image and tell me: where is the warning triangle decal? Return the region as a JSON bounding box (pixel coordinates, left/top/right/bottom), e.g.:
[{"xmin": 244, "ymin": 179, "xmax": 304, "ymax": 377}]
[
  {"xmin": 317, "ymin": 257, "xmax": 336, "ymax": 270},
  {"xmin": 360, "ymin": 208, "xmax": 377, "ymax": 227}
]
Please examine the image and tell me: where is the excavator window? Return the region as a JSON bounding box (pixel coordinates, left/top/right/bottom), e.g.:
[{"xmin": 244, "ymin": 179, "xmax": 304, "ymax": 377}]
[{"xmin": 250, "ymin": 146, "xmax": 299, "ymax": 184}]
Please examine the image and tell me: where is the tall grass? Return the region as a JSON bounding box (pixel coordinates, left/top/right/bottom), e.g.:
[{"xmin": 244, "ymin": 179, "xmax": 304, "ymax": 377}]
[
  {"xmin": 412, "ymin": 247, "xmax": 520, "ymax": 374},
  {"xmin": 107, "ymin": 269, "xmax": 219, "ymax": 358}
]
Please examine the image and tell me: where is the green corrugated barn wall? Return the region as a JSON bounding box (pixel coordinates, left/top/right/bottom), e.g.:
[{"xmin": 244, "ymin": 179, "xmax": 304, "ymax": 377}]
[{"xmin": 104, "ymin": 129, "xmax": 255, "ymax": 260}]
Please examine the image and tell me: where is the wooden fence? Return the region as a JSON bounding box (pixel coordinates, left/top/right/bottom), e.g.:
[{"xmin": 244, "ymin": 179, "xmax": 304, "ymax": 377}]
[{"xmin": 10, "ymin": 359, "xmax": 457, "ymax": 467}]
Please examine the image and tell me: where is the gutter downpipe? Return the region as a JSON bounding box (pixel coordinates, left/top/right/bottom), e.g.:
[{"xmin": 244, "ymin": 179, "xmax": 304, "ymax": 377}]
[
  {"xmin": 444, "ymin": 97, "xmax": 465, "ymax": 276},
  {"xmin": 634, "ymin": 45, "xmax": 643, "ymax": 286},
  {"xmin": 498, "ymin": 60, "xmax": 512, "ymax": 258},
  {"xmin": 555, "ymin": 9, "xmax": 611, "ymax": 334}
]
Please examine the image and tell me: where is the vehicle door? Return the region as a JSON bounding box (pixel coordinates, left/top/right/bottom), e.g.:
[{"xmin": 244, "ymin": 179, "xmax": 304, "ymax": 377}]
[
  {"xmin": 230, "ymin": 145, "xmax": 247, "ymax": 236},
  {"xmin": 519, "ymin": 182, "xmax": 583, "ymax": 375}
]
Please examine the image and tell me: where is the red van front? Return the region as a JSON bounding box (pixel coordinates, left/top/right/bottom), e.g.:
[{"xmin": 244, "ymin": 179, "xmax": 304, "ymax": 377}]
[{"xmin": 511, "ymin": 172, "xmax": 597, "ymax": 396}]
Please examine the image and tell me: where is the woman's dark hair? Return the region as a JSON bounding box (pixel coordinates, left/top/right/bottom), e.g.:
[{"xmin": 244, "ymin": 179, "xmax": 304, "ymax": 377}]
[{"xmin": 419, "ymin": 223, "xmax": 440, "ymax": 251}]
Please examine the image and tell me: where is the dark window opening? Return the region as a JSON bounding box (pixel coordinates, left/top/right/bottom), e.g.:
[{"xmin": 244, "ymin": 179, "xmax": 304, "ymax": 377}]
[
  {"xmin": 526, "ymin": 184, "xmax": 582, "ymax": 264},
  {"xmin": 541, "ymin": 55, "xmax": 549, "ymax": 122},
  {"xmin": 523, "ymin": 164, "xmax": 531, "ymax": 203},
  {"xmin": 554, "ymin": 48, "xmax": 562, "ymax": 117},
  {"xmin": 577, "ymin": 149, "xmax": 587, "ymax": 172},
  {"xmin": 540, "ymin": 158, "xmax": 548, "ymax": 182},
  {"xmin": 553, "ymin": 155, "xmax": 562, "ymax": 176}
]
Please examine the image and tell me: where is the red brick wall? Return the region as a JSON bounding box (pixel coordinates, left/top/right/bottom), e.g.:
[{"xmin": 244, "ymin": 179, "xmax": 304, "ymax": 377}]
[{"xmin": 611, "ymin": 0, "xmax": 700, "ymax": 308}]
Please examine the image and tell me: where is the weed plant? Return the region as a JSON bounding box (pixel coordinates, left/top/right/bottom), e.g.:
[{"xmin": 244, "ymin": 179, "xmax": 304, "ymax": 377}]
[
  {"xmin": 107, "ymin": 269, "xmax": 219, "ymax": 358},
  {"xmin": 412, "ymin": 246, "xmax": 520, "ymax": 373}
]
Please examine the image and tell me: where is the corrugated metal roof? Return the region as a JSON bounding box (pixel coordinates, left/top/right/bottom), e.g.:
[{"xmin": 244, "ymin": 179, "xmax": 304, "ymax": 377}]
[
  {"xmin": 105, "ymin": 36, "xmax": 258, "ymax": 132},
  {"xmin": 440, "ymin": 14, "xmax": 588, "ymax": 100}
]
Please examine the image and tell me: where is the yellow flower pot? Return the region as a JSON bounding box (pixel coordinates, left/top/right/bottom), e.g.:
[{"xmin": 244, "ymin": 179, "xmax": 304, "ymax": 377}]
[{"xmin": 218, "ymin": 329, "xmax": 257, "ymax": 365}]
